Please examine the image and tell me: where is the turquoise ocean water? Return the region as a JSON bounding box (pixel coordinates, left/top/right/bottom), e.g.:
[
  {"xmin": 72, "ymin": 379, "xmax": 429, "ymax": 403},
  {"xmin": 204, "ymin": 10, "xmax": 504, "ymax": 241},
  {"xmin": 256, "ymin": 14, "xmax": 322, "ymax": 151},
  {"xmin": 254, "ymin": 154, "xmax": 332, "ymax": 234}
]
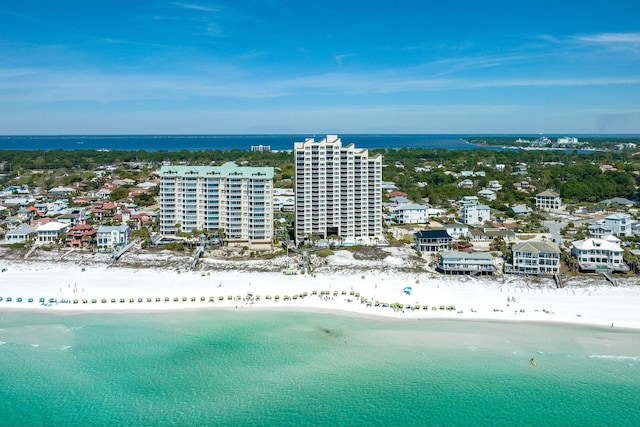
[{"xmin": 1, "ymin": 310, "xmax": 639, "ymax": 427}]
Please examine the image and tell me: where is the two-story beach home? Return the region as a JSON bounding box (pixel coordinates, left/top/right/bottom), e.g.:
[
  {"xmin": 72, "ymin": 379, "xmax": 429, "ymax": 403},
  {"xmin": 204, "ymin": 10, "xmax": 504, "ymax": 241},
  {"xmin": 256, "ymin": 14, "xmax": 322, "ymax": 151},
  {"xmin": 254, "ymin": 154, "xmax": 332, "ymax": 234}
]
[
  {"xmin": 506, "ymin": 241, "xmax": 561, "ymax": 275},
  {"xmin": 97, "ymin": 224, "xmax": 130, "ymax": 250},
  {"xmin": 414, "ymin": 230, "xmax": 453, "ymax": 253},
  {"xmin": 5, "ymin": 223, "xmax": 37, "ymax": 244},
  {"xmin": 436, "ymin": 251, "xmax": 496, "ymax": 275},
  {"xmin": 393, "ymin": 203, "xmax": 429, "ymax": 224},
  {"xmin": 477, "ymin": 189, "xmax": 496, "ymax": 201},
  {"xmin": 36, "ymin": 221, "xmax": 70, "ymax": 244},
  {"xmin": 570, "ymin": 236, "xmax": 628, "ymax": 273}
]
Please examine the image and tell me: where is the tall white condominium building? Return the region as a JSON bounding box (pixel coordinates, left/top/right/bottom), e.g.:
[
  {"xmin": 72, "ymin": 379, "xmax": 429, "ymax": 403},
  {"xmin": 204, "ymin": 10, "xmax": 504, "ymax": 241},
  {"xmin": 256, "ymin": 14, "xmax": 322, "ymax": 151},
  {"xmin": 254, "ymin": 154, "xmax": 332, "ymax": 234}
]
[
  {"xmin": 294, "ymin": 135, "xmax": 383, "ymax": 244},
  {"xmin": 160, "ymin": 162, "xmax": 274, "ymax": 247}
]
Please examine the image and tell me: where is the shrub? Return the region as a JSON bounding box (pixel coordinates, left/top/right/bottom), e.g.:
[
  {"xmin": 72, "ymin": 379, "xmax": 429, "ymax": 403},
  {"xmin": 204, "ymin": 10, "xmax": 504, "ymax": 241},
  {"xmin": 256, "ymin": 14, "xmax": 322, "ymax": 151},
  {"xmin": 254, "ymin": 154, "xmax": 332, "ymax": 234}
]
[{"xmin": 316, "ymin": 248, "xmax": 334, "ymax": 257}]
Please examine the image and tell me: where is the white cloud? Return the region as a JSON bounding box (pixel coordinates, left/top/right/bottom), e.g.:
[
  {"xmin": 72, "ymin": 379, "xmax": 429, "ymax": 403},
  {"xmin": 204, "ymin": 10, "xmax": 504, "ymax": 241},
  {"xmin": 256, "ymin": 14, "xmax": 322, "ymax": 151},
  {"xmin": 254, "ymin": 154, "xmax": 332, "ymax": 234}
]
[
  {"xmin": 170, "ymin": 2, "xmax": 219, "ymax": 13},
  {"xmin": 2, "ymin": 65, "xmax": 639, "ymax": 106},
  {"xmin": 334, "ymin": 54, "xmax": 355, "ymax": 65},
  {"xmin": 575, "ymin": 32, "xmax": 640, "ymax": 44}
]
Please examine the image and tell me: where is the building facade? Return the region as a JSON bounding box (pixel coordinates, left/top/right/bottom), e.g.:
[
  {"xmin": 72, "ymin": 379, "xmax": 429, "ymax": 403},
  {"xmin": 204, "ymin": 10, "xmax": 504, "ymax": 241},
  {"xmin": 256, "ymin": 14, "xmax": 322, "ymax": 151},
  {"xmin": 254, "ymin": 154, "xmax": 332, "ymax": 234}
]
[
  {"xmin": 570, "ymin": 237, "xmax": 629, "ymax": 273},
  {"xmin": 460, "ymin": 204, "xmax": 490, "ymax": 225},
  {"xmin": 159, "ymin": 162, "xmax": 274, "ymax": 246},
  {"xmin": 436, "ymin": 251, "xmax": 496, "ymax": 275},
  {"xmin": 413, "ymin": 229, "xmax": 453, "ymax": 253},
  {"xmin": 393, "ymin": 203, "xmax": 429, "ymax": 224},
  {"xmin": 535, "ymin": 190, "xmax": 562, "ymax": 211},
  {"xmin": 36, "ymin": 222, "xmax": 69, "ymax": 244},
  {"xmin": 294, "ymin": 135, "xmax": 382, "ymax": 244},
  {"xmin": 506, "ymin": 241, "xmax": 561, "ymax": 275},
  {"xmin": 601, "ymin": 213, "xmax": 633, "ymax": 236},
  {"xmin": 97, "ymin": 224, "xmax": 130, "ymax": 250}
]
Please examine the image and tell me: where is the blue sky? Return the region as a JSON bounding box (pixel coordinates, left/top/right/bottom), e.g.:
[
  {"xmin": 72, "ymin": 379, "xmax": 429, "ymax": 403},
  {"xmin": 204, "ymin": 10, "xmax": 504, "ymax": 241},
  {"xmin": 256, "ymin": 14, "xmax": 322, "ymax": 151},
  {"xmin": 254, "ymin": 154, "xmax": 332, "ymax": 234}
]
[{"xmin": 1, "ymin": 0, "xmax": 640, "ymax": 135}]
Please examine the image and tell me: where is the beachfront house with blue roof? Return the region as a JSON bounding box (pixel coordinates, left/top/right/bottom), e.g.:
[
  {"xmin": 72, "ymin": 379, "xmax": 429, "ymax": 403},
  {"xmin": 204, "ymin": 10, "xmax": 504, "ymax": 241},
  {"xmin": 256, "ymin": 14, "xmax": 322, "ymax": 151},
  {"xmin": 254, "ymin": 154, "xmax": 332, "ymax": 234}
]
[
  {"xmin": 413, "ymin": 229, "xmax": 453, "ymax": 253},
  {"xmin": 97, "ymin": 224, "xmax": 130, "ymax": 250}
]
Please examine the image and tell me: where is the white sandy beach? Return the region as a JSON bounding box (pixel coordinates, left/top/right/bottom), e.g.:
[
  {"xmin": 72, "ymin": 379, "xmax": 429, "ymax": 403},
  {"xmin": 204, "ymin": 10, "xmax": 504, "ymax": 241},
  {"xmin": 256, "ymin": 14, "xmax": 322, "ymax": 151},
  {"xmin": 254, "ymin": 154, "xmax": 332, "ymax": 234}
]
[{"xmin": 1, "ymin": 246, "xmax": 640, "ymax": 330}]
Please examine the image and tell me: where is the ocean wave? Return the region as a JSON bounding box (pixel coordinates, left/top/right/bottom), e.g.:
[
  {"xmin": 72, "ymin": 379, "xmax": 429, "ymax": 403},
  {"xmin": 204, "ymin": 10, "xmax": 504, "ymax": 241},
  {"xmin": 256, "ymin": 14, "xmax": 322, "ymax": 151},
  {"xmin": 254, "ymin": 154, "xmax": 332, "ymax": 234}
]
[{"xmin": 589, "ymin": 354, "xmax": 640, "ymax": 361}]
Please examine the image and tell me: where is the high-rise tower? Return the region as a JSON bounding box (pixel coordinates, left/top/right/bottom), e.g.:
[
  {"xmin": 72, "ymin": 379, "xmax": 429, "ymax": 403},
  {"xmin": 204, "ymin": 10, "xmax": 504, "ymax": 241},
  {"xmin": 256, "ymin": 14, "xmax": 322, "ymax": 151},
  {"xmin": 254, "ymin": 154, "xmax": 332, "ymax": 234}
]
[{"xmin": 294, "ymin": 135, "xmax": 382, "ymax": 244}]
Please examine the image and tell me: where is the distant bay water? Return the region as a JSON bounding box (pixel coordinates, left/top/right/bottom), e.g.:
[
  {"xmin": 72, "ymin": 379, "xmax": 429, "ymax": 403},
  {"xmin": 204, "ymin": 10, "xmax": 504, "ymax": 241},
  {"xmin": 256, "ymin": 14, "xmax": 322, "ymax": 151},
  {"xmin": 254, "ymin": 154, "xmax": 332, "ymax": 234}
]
[
  {"xmin": 0, "ymin": 134, "xmax": 480, "ymax": 152},
  {"xmin": 1, "ymin": 310, "xmax": 639, "ymax": 427}
]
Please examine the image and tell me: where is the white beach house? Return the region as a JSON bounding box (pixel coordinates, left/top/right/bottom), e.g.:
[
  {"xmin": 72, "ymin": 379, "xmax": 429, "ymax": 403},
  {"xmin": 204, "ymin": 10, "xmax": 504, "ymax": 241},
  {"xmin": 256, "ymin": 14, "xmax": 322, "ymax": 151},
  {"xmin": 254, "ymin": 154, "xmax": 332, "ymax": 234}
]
[
  {"xmin": 460, "ymin": 204, "xmax": 490, "ymax": 225},
  {"xmin": 393, "ymin": 203, "xmax": 429, "ymax": 224},
  {"xmin": 570, "ymin": 236, "xmax": 628, "ymax": 273},
  {"xmin": 36, "ymin": 221, "xmax": 70, "ymax": 244}
]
